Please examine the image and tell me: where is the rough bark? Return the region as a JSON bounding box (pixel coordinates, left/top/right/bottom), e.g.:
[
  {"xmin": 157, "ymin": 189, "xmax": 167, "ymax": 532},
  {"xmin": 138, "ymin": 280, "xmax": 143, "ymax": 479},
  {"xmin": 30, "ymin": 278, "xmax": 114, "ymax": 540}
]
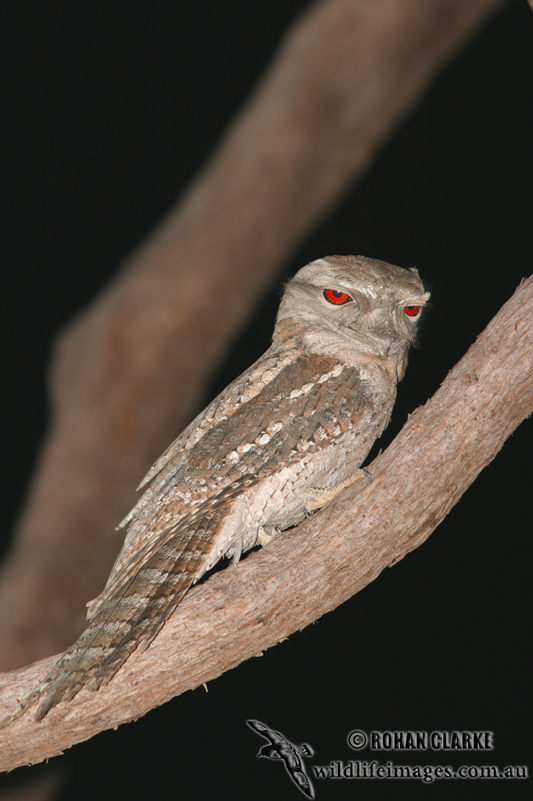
[{"xmin": 1, "ymin": 273, "xmax": 531, "ymax": 772}]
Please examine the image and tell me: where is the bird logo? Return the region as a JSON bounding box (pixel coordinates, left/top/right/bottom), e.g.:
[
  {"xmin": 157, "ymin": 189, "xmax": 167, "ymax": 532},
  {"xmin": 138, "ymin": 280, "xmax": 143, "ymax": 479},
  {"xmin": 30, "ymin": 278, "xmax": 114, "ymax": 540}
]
[{"xmin": 247, "ymin": 719, "xmax": 315, "ymax": 798}]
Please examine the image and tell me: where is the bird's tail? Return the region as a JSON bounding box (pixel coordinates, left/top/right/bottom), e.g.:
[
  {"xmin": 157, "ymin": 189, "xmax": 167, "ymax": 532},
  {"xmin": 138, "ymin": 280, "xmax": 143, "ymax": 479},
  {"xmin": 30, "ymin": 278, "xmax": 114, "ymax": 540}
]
[{"xmin": 1, "ymin": 508, "xmax": 224, "ymax": 726}]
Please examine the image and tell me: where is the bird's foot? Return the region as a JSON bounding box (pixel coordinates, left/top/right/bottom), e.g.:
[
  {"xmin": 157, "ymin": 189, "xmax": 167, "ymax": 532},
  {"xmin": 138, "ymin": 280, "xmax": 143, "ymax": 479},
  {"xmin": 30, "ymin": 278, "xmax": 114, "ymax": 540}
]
[
  {"xmin": 306, "ymin": 468, "xmax": 371, "ymax": 513},
  {"xmin": 257, "ymin": 525, "xmax": 281, "ymax": 547}
]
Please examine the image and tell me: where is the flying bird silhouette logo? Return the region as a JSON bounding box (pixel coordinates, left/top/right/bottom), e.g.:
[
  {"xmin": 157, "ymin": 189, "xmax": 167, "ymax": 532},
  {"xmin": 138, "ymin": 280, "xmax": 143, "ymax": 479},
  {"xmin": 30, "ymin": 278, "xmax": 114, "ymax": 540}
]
[{"xmin": 247, "ymin": 719, "xmax": 315, "ymax": 798}]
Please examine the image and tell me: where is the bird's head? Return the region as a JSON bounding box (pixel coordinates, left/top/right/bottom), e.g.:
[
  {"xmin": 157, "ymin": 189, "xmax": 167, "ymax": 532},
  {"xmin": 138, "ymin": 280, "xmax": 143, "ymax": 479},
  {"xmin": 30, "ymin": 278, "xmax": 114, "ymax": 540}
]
[{"xmin": 274, "ymin": 255, "xmax": 430, "ymax": 369}]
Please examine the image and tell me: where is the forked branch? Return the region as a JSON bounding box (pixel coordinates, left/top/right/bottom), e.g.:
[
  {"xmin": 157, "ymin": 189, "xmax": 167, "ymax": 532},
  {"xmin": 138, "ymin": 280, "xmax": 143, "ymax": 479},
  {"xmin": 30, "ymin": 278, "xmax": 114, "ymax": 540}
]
[{"xmin": 0, "ymin": 0, "xmax": 507, "ymax": 674}]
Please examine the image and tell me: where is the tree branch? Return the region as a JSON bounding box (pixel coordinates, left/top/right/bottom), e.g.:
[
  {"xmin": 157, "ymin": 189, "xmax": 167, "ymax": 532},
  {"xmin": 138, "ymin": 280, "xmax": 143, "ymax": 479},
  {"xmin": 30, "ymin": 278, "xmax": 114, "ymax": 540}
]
[
  {"xmin": 1, "ymin": 273, "xmax": 531, "ymax": 772},
  {"xmin": 0, "ymin": 0, "xmax": 507, "ymax": 673}
]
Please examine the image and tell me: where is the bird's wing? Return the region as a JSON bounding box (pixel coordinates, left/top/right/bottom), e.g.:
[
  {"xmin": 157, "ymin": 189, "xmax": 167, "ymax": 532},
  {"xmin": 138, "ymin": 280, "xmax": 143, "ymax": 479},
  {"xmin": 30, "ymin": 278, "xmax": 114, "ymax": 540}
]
[
  {"xmin": 88, "ymin": 350, "xmax": 372, "ymax": 620},
  {"xmin": 102, "ymin": 345, "xmax": 296, "ymax": 594},
  {"xmin": 287, "ymin": 767, "xmax": 314, "ymax": 799},
  {"xmin": 136, "ymin": 346, "xmax": 300, "ymax": 490}
]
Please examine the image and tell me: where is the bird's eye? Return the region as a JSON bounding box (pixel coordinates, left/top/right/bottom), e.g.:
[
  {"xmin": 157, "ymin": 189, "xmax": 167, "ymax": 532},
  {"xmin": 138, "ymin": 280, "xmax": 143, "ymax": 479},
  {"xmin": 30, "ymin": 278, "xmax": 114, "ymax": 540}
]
[
  {"xmin": 404, "ymin": 304, "xmax": 420, "ymax": 317},
  {"xmin": 324, "ymin": 288, "xmax": 352, "ymax": 305}
]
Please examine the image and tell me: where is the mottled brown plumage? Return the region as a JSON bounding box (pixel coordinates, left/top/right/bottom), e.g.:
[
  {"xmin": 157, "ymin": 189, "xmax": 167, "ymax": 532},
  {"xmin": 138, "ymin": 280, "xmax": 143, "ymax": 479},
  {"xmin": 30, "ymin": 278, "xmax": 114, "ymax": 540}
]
[{"xmin": 1, "ymin": 255, "xmax": 429, "ymax": 724}]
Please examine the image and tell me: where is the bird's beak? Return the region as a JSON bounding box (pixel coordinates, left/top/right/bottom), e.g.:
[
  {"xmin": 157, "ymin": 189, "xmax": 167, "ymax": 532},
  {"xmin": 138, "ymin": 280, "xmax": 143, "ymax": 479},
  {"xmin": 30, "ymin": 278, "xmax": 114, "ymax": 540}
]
[{"xmin": 343, "ymin": 323, "xmax": 407, "ymax": 356}]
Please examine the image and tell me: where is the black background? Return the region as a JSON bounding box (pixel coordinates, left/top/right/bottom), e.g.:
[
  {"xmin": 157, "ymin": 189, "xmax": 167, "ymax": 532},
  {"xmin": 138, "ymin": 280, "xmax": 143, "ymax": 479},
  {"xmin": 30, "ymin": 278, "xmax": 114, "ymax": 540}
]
[{"xmin": 1, "ymin": 2, "xmax": 531, "ymax": 799}]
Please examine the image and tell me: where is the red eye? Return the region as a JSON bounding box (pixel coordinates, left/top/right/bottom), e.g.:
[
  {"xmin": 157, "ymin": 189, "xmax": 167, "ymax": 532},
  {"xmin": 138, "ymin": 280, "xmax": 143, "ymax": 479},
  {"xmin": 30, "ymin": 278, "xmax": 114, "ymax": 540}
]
[
  {"xmin": 324, "ymin": 288, "xmax": 351, "ymax": 305},
  {"xmin": 404, "ymin": 305, "xmax": 420, "ymax": 317}
]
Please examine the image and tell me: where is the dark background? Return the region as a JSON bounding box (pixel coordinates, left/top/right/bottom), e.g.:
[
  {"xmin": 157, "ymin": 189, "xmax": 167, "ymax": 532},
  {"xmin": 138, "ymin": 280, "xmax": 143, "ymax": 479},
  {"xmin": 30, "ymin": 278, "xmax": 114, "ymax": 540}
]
[{"xmin": 1, "ymin": 1, "xmax": 531, "ymax": 799}]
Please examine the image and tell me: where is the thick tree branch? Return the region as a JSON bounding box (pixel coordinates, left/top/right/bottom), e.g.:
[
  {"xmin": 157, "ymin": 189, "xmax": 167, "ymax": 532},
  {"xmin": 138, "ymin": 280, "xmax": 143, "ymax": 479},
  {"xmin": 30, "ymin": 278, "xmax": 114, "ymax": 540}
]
[
  {"xmin": 0, "ymin": 0, "xmax": 507, "ymax": 672},
  {"xmin": 1, "ymin": 274, "xmax": 531, "ymax": 772}
]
